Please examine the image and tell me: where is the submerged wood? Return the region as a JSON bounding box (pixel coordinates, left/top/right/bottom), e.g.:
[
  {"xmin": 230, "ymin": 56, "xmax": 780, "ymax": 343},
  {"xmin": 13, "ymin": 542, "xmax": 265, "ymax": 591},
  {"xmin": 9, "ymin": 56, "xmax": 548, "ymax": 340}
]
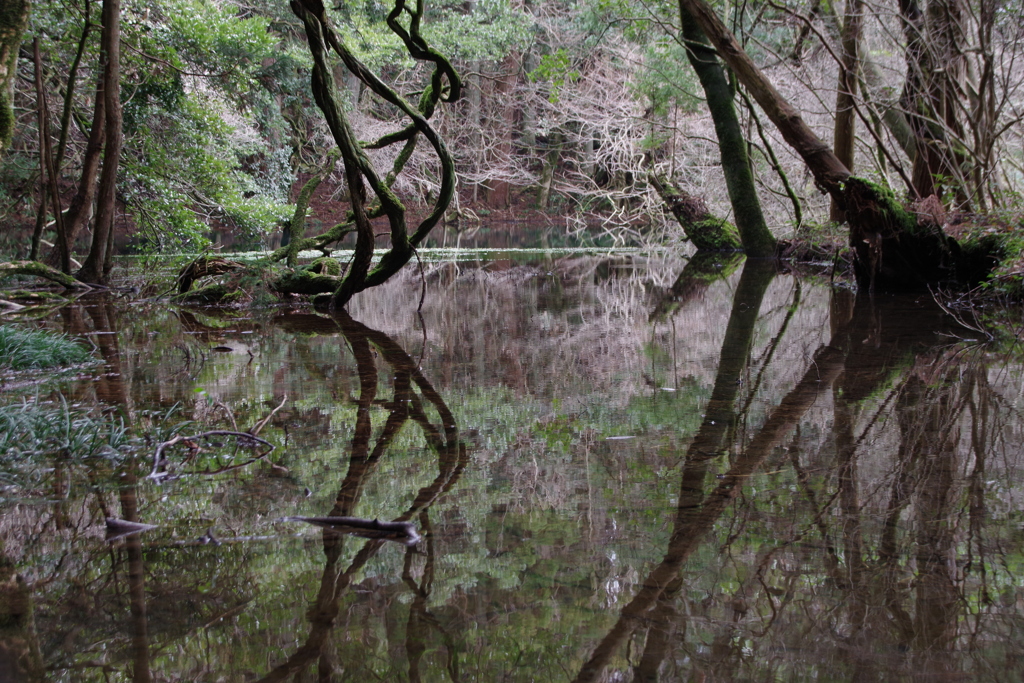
[
  {"xmin": 284, "ymin": 516, "xmax": 421, "ymax": 545},
  {"xmin": 148, "ymin": 430, "xmax": 275, "ymax": 480}
]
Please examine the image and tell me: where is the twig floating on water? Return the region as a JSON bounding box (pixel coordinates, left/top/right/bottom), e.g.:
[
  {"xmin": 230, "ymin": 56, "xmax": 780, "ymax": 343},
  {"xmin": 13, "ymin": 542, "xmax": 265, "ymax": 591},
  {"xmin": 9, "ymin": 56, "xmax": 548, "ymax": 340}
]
[{"xmin": 283, "ymin": 516, "xmax": 421, "ymax": 546}]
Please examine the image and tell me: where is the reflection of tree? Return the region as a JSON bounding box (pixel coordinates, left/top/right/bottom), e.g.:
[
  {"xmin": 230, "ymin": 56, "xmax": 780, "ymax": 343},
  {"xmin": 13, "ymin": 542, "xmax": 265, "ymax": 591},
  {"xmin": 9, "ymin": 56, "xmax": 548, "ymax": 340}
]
[
  {"xmin": 575, "ymin": 338, "xmax": 847, "ymax": 681},
  {"xmin": 821, "ymin": 295, "xmax": 973, "ymax": 678},
  {"xmin": 0, "ymin": 564, "xmax": 45, "ymax": 682},
  {"xmin": 581, "ymin": 276, "xmax": 962, "ymax": 679},
  {"xmin": 577, "ymin": 257, "xmax": 822, "ymax": 681},
  {"xmin": 118, "ymin": 466, "xmax": 152, "ymax": 683},
  {"xmin": 258, "ymin": 312, "xmax": 466, "ymax": 681},
  {"xmin": 577, "ymin": 286, "xmax": 1011, "ymax": 682}
]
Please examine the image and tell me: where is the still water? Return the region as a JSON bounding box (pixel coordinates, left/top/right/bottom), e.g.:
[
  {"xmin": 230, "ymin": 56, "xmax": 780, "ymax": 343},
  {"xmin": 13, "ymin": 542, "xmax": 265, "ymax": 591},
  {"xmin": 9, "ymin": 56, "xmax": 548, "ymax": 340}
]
[{"xmin": 2, "ymin": 252, "xmax": 1023, "ymax": 681}]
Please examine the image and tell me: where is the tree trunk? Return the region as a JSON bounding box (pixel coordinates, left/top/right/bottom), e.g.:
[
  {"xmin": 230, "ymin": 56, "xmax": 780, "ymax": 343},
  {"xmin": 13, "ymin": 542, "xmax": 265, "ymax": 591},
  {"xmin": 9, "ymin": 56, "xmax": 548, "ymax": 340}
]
[
  {"xmin": 862, "ymin": 55, "xmax": 916, "ymax": 160},
  {"xmin": 830, "ymin": 0, "xmax": 863, "ymax": 223},
  {"xmin": 77, "ymin": 0, "xmax": 122, "ymax": 284},
  {"xmin": 466, "ymin": 59, "xmax": 482, "ymax": 203},
  {"xmin": 284, "ymin": 151, "xmax": 339, "ymax": 266},
  {"xmin": 485, "ymin": 53, "xmax": 517, "ymax": 209},
  {"xmin": 34, "ymin": 38, "xmax": 71, "ymax": 272},
  {"xmin": 0, "ymin": 0, "xmax": 30, "ymax": 157},
  {"xmin": 536, "ymin": 132, "xmax": 561, "ymax": 210},
  {"xmin": 677, "ymin": 0, "xmax": 959, "ymax": 291},
  {"xmin": 899, "ymin": 0, "xmax": 969, "ymax": 205},
  {"xmin": 55, "ymin": 83, "xmax": 104, "ymax": 265},
  {"xmin": 679, "ymin": 4, "xmax": 775, "ymax": 256}
]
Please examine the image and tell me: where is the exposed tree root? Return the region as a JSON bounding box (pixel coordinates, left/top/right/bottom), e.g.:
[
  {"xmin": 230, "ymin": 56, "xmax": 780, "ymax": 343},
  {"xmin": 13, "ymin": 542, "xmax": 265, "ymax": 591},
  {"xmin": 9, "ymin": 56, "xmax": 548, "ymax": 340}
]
[
  {"xmin": 172, "ymin": 253, "xmax": 349, "ymax": 305},
  {"xmin": 0, "ymin": 260, "xmax": 92, "ymax": 289},
  {"xmin": 175, "ymin": 255, "xmax": 243, "ymax": 294}
]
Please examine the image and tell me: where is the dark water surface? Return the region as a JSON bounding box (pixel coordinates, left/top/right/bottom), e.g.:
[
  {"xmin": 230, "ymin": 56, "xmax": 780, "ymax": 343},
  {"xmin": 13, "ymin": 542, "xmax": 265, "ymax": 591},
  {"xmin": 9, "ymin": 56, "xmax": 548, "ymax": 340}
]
[{"xmin": 3, "ymin": 253, "xmax": 1024, "ymax": 682}]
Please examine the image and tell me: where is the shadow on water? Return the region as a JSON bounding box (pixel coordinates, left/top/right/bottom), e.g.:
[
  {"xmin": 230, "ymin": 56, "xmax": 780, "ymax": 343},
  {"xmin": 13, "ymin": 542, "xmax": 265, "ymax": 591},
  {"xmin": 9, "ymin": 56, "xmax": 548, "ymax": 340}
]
[{"xmin": 1, "ymin": 255, "xmax": 1023, "ymax": 681}]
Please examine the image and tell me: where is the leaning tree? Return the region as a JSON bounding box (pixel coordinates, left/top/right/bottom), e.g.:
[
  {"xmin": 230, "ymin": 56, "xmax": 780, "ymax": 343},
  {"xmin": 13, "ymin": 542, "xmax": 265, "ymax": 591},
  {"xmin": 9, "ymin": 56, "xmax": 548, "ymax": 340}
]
[
  {"xmin": 273, "ymin": 0, "xmax": 462, "ymax": 308},
  {"xmin": 679, "ymin": 0, "xmax": 964, "ymax": 291}
]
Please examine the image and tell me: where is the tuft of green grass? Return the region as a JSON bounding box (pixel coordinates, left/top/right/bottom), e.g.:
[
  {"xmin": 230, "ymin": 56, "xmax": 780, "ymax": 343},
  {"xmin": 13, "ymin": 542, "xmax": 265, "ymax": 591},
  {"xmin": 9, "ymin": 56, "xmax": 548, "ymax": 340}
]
[
  {"xmin": 0, "ymin": 325, "xmax": 93, "ymax": 371},
  {"xmin": 0, "ymin": 399, "xmax": 129, "ymax": 496}
]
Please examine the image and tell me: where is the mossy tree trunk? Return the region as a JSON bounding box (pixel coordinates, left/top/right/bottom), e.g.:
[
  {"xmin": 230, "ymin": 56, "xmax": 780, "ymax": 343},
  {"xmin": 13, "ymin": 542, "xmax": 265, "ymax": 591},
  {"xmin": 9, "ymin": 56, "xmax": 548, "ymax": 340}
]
[
  {"xmin": 283, "ymin": 149, "xmax": 339, "ymax": 266},
  {"xmin": 830, "ymin": 0, "xmax": 863, "ymax": 223},
  {"xmin": 0, "ymin": 0, "xmax": 30, "ymax": 158},
  {"xmin": 677, "ymin": 0, "xmax": 959, "ymax": 291},
  {"xmin": 649, "ymin": 173, "xmax": 742, "ymax": 252},
  {"xmin": 679, "ymin": 4, "xmax": 775, "ymax": 257},
  {"xmin": 291, "ymin": 0, "xmax": 460, "ymax": 308}
]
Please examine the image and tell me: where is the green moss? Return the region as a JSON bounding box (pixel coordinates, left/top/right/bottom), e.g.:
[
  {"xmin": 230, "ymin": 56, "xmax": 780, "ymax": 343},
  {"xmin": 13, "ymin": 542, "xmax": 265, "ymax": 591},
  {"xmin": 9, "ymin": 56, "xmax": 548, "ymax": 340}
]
[
  {"xmin": 957, "ymin": 221, "xmax": 1024, "ymax": 292},
  {"xmin": 0, "ymin": 91, "xmax": 12, "ymax": 153},
  {"xmin": 173, "ymin": 283, "xmax": 242, "ymax": 304},
  {"xmin": 303, "ymin": 257, "xmax": 342, "ymax": 276},
  {"xmin": 272, "ymin": 269, "xmax": 341, "ymax": 296},
  {"xmin": 843, "ymin": 177, "xmax": 918, "ymax": 236},
  {"xmin": 689, "ymin": 218, "xmax": 743, "ymax": 252}
]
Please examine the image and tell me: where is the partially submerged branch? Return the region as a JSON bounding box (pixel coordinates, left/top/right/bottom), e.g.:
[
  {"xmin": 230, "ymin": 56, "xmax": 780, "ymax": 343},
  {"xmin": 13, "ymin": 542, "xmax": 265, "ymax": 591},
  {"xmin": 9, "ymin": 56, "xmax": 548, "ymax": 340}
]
[
  {"xmin": 148, "ymin": 430, "xmax": 275, "ymax": 481},
  {"xmin": 284, "ymin": 516, "xmax": 421, "ymax": 545}
]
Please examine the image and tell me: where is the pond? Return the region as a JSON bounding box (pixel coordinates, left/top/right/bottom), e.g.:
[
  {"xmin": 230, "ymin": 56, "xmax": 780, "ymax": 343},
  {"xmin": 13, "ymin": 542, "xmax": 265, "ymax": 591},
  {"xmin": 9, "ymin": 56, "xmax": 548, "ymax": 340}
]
[{"xmin": 2, "ymin": 251, "xmax": 1023, "ymax": 682}]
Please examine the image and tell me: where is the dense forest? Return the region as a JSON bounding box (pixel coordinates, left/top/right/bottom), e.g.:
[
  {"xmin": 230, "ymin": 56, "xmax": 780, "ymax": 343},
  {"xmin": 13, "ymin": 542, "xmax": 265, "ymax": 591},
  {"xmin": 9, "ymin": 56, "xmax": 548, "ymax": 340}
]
[{"xmin": 1, "ymin": 0, "xmax": 1023, "ymax": 295}]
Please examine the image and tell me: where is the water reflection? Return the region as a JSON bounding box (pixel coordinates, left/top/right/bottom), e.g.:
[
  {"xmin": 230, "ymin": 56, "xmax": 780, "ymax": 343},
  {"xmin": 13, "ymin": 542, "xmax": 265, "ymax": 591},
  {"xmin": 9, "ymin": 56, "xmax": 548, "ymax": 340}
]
[
  {"xmin": 577, "ymin": 260, "xmax": 1018, "ymax": 682},
  {"xmin": 0, "ymin": 256, "xmax": 1022, "ymax": 680},
  {"xmin": 258, "ymin": 311, "xmax": 466, "ymax": 681}
]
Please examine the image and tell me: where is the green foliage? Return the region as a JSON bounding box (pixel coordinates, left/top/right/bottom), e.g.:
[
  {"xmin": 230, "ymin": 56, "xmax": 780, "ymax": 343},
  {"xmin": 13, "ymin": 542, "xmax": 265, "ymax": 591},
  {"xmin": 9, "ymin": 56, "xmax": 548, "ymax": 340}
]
[
  {"xmin": 16, "ymin": 0, "xmax": 295, "ymax": 255},
  {"xmin": 529, "ymin": 48, "xmax": 579, "ymax": 103},
  {"xmin": 632, "ymin": 39, "xmax": 702, "ymax": 118},
  {"xmin": 0, "ymin": 325, "xmax": 93, "ymax": 370},
  {"xmin": 157, "ymin": 0, "xmax": 278, "ymax": 80},
  {"xmin": 118, "ymin": 19, "xmax": 294, "ymax": 252},
  {"xmin": 0, "ymin": 398, "xmax": 128, "ymax": 495},
  {"xmin": 419, "ymin": 0, "xmax": 531, "ymax": 62}
]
